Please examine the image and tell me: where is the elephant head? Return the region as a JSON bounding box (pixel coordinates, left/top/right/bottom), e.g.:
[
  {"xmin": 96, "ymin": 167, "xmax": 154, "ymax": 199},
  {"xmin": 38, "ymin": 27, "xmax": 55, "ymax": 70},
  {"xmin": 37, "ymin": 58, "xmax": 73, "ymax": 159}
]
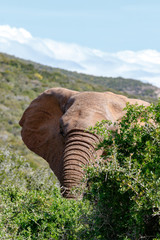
[{"xmin": 19, "ymin": 87, "xmax": 149, "ymax": 198}]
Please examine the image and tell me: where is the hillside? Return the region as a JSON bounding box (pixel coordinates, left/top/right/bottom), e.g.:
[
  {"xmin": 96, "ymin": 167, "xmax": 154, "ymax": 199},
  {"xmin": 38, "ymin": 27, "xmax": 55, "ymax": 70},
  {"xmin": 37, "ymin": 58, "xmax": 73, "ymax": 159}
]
[{"xmin": 0, "ymin": 52, "xmax": 159, "ymax": 167}]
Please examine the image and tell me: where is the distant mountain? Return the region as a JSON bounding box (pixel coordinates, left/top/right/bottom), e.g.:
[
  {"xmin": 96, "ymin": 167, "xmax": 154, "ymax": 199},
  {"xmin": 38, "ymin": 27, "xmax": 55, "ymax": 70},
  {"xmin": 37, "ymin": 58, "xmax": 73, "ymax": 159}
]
[
  {"xmin": 0, "ymin": 52, "xmax": 159, "ymax": 167},
  {"xmin": 1, "ymin": 25, "xmax": 160, "ymax": 88}
]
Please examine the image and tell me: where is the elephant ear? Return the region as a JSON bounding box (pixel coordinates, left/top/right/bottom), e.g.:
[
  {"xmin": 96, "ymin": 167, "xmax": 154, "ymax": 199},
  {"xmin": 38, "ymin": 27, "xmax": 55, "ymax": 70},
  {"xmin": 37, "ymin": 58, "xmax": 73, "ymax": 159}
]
[
  {"xmin": 19, "ymin": 88, "xmax": 77, "ymax": 166},
  {"xmin": 104, "ymin": 92, "xmax": 149, "ymax": 122}
]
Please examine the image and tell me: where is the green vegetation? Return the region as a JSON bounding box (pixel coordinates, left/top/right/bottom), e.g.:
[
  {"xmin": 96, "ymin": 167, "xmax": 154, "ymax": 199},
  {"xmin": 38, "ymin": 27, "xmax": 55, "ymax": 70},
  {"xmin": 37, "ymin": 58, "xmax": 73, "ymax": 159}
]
[
  {"xmin": 1, "ymin": 101, "xmax": 159, "ymax": 239},
  {"xmin": 85, "ymin": 101, "xmax": 160, "ymax": 239},
  {"xmin": 0, "ymin": 150, "xmax": 91, "ymax": 239}
]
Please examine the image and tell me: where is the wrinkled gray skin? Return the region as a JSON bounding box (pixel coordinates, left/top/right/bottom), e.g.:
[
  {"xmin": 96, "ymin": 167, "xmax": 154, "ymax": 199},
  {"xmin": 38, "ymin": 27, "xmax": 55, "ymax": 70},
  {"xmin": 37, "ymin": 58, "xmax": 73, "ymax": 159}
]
[{"xmin": 19, "ymin": 88, "xmax": 149, "ymax": 198}]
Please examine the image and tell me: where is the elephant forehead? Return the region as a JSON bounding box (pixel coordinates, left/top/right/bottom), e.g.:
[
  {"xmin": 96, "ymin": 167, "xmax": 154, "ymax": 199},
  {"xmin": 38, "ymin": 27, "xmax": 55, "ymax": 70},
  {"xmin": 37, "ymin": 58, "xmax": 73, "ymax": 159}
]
[
  {"xmin": 62, "ymin": 110, "xmax": 106, "ymax": 133},
  {"xmin": 61, "ymin": 98, "xmax": 109, "ymax": 134},
  {"xmin": 63, "ymin": 91, "xmax": 130, "ymax": 132},
  {"xmin": 74, "ymin": 92, "xmax": 105, "ymax": 102},
  {"xmin": 68, "ymin": 92, "xmax": 107, "ymax": 110},
  {"xmin": 66, "ymin": 93, "xmax": 108, "ymax": 116}
]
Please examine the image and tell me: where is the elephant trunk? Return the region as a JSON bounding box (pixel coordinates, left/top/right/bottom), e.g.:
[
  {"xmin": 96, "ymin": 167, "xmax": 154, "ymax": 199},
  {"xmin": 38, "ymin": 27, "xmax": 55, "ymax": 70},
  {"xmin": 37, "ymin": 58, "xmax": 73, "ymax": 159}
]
[{"xmin": 61, "ymin": 130, "xmax": 99, "ymax": 198}]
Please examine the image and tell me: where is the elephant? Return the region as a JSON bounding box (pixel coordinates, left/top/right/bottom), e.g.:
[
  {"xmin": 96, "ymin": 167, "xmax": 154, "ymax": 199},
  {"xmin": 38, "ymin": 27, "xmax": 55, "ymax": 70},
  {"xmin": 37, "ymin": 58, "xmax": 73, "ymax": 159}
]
[{"xmin": 19, "ymin": 87, "xmax": 149, "ymax": 198}]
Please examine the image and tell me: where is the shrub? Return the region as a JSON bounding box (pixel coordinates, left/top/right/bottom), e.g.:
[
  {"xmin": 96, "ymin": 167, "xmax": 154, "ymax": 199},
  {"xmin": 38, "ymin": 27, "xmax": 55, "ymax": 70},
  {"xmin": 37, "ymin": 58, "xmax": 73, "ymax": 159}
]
[
  {"xmin": 0, "ymin": 150, "xmax": 91, "ymax": 240},
  {"xmin": 84, "ymin": 100, "xmax": 160, "ymax": 239}
]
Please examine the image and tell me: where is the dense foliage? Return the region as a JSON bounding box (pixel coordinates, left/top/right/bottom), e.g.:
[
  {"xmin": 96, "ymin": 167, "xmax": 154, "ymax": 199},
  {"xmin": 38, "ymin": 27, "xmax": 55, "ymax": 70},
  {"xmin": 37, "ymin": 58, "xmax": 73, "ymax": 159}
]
[
  {"xmin": 85, "ymin": 101, "xmax": 160, "ymax": 239},
  {"xmin": 0, "ymin": 101, "xmax": 159, "ymax": 239},
  {"xmin": 0, "ymin": 150, "xmax": 91, "ymax": 239}
]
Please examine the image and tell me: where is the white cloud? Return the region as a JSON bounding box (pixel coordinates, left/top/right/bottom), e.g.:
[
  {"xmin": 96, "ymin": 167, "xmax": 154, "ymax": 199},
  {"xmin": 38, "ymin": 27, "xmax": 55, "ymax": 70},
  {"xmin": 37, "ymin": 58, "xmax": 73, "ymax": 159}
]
[
  {"xmin": 0, "ymin": 25, "xmax": 32, "ymax": 43},
  {"xmin": 0, "ymin": 25, "xmax": 160, "ymax": 88}
]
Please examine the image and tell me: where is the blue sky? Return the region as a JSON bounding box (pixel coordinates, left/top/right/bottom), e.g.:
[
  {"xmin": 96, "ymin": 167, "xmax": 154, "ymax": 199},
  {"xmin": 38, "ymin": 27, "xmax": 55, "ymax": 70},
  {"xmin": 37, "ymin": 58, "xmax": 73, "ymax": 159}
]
[
  {"xmin": 0, "ymin": 0, "xmax": 160, "ymax": 87},
  {"xmin": 1, "ymin": 0, "xmax": 160, "ymax": 51}
]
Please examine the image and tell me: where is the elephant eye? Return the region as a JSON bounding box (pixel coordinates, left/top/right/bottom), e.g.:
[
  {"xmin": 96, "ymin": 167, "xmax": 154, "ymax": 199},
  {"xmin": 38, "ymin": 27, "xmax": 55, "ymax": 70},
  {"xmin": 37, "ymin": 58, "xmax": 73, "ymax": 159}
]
[{"xmin": 59, "ymin": 124, "xmax": 65, "ymax": 137}]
